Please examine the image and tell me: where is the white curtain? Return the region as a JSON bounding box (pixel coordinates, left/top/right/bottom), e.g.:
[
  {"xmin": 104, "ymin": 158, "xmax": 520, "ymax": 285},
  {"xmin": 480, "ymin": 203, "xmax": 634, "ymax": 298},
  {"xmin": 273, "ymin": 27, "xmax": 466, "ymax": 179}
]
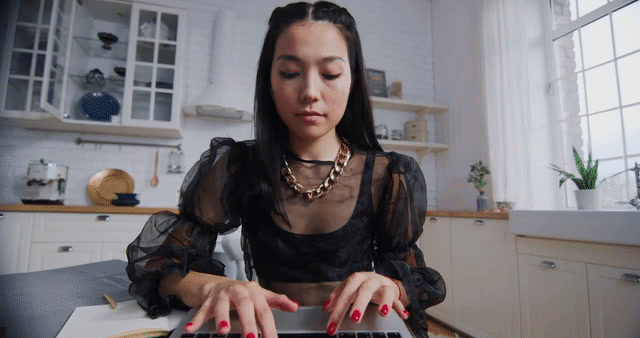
[{"xmin": 481, "ymin": 0, "xmax": 565, "ymax": 209}]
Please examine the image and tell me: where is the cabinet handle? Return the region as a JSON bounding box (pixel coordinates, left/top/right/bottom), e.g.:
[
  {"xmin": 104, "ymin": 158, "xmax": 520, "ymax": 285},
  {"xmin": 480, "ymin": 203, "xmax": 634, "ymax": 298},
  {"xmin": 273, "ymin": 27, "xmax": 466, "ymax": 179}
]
[
  {"xmin": 429, "ymin": 217, "xmax": 437, "ymax": 223},
  {"xmin": 58, "ymin": 246, "xmax": 73, "ymax": 252},
  {"xmin": 621, "ymin": 273, "xmax": 640, "ymax": 283},
  {"xmin": 540, "ymin": 261, "xmax": 557, "ymax": 269},
  {"xmin": 474, "ymin": 220, "xmax": 484, "ymax": 225},
  {"xmin": 96, "ymin": 215, "xmax": 111, "ymax": 221},
  {"xmin": 0, "ymin": 213, "xmax": 4, "ymax": 219}
]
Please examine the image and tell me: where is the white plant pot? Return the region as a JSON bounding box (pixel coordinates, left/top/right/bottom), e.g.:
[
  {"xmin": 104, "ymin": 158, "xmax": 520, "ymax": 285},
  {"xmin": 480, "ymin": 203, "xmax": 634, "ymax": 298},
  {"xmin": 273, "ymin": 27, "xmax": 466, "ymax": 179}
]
[{"xmin": 574, "ymin": 189, "xmax": 602, "ymax": 210}]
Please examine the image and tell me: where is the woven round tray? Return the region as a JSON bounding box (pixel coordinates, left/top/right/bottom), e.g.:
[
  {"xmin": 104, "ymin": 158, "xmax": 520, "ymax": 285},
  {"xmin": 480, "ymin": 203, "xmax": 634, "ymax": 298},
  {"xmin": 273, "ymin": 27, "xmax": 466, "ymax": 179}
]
[{"xmin": 88, "ymin": 169, "xmax": 135, "ymax": 206}]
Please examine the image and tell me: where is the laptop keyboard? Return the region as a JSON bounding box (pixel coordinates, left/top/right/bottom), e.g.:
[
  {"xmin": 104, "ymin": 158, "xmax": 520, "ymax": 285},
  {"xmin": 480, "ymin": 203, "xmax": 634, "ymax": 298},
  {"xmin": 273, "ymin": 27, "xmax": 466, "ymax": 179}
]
[{"xmin": 180, "ymin": 332, "xmax": 402, "ymax": 338}]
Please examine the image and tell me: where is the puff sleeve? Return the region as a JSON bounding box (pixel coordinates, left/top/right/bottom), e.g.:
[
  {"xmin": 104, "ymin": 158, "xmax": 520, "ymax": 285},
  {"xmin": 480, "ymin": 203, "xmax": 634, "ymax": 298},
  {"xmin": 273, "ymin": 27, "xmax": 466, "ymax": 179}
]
[
  {"xmin": 373, "ymin": 153, "xmax": 446, "ymax": 337},
  {"xmin": 126, "ymin": 138, "xmax": 243, "ymax": 318}
]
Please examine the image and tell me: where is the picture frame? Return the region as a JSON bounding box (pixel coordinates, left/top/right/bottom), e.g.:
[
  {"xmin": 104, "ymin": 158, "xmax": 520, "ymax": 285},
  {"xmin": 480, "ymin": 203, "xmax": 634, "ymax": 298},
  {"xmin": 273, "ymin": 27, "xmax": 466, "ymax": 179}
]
[{"xmin": 366, "ymin": 68, "xmax": 388, "ymax": 97}]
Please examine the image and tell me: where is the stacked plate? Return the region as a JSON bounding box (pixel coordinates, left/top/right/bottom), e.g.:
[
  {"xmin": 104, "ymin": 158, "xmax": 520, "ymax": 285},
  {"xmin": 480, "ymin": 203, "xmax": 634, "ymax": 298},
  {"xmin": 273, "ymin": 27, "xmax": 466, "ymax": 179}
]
[{"xmin": 112, "ymin": 193, "xmax": 140, "ymax": 207}]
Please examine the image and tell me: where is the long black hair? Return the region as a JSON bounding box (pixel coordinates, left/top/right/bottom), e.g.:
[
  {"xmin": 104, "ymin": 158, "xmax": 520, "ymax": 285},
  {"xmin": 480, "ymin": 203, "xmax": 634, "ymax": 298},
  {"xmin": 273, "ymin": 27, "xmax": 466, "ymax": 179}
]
[{"xmin": 251, "ymin": 1, "xmax": 381, "ymax": 224}]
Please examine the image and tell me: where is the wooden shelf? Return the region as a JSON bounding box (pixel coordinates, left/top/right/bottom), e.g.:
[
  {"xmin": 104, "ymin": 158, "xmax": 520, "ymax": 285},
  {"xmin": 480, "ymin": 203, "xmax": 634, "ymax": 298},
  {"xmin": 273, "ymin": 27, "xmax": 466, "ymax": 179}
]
[
  {"xmin": 370, "ymin": 97, "xmax": 449, "ymax": 162},
  {"xmin": 378, "ymin": 139, "xmax": 449, "ymax": 152},
  {"xmin": 370, "ymin": 96, "xmax": 448, "ymax": 114}
]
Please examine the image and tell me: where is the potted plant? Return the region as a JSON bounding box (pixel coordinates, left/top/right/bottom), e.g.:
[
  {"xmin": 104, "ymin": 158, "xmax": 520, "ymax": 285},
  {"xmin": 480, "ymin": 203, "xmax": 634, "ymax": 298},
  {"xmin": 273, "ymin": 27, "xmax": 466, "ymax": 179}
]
[
  {"xmin": 467, "ymin": 161, "xmax": 491, "ymax": 211},
  {"xmin": 550, "ymin": 146, "xmax": 601, "ymax": 209}
]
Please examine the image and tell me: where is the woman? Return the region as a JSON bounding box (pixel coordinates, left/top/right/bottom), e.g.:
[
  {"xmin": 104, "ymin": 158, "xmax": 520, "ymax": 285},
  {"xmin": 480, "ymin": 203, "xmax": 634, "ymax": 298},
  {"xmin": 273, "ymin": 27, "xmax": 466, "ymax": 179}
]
[{"xmin": 126, "ymin": 2, "xmax": 445, "ymax": 337}]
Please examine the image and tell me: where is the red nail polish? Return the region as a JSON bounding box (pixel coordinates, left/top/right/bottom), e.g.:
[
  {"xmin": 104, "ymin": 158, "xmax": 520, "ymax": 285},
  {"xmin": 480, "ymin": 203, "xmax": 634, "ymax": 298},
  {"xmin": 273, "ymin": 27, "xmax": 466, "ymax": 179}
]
[
  {"xmin": 323, "ymin": 299, "xmax": 331, "ymax": 312},
  {"xmin": 185, "ymin": 322, "xmax": 194, "ymax": 332},
  {"xmin": 247, "ymin": 333, "xmax": 256, "ymax": 338},
  {"xmin": 351, "ymin": 309, "xmax": 362, "ymax": 323},
  {"xmin": 327, "ymin": 322, "xmax": 337, "ymax": 335},
  {"xmin": 403, "ymin": 309, "xmax": 410, "ymax": 318},
  {"xmin": 380, "ymin": 304, "xmax": 389, "ymax": 316},
  {"xmin": 218, "ymin": 320, "xmax": 229, "ymax": 330},
  {"xmin": 292, "ymin": 300, "xmax": 300, "ymax": 308}
]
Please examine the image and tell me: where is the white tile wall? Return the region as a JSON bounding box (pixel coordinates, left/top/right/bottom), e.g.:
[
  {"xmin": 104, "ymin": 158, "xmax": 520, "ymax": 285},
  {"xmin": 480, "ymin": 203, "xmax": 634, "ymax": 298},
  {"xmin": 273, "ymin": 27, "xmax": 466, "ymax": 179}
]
[
  {"xmin": 0, "ymin": 0, "xmax": 440, "ymax": 208},
  {"xmin": 432, "ymin": 0, "xmax": 491, "ymax": 210}
]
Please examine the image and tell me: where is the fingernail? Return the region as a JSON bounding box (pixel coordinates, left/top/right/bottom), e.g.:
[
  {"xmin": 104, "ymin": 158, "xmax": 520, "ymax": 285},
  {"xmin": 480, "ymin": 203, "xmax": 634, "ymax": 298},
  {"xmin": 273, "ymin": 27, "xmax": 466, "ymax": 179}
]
[
  {"xmin": 185, "ymin": 322, "xmax": 194, "ymax": 332},
  {"xmin": 218, "ymin": 320, "xmax": 229, "ymax": 331},
  {"xmin": 327, "ymin": 322, "xmax": 337, "ymax": 335},
  {"xmin": 247, "ymin": 333, "xmax": 256, "ymax": 338},
  {"xmin": 323, "ymin": 298, "xmax": 331, "ymax": 312},
  {"xmin": 380, "ymin": 304, "xmax": 389, "ymax": 316},
  {"xmin": 292, "ymin": 299, "xmax": 300, "ymax": 308},
  {"xmin": 351, "ymin": 309, "xmax": 361, "ymax": 323},
  {"xmin": 403, "ymin": 309, "xmax": 410, "ymax": 319}
]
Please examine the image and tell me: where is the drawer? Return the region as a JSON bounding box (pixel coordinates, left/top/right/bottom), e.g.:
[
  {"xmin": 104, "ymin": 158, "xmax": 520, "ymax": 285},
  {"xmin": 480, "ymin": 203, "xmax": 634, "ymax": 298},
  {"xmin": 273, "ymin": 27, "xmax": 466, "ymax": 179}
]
[
  {"xmin": 28, "ymin": 242, "xmax": 102, "ymax": 272},
  {"xmin": 32, "ymin": 212, "xmax": 149, "ymax": 243}
]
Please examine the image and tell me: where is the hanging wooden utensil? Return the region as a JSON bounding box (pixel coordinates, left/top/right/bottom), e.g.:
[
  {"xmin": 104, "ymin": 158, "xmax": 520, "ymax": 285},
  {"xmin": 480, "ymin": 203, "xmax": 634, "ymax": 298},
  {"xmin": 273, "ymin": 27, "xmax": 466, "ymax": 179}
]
[{"xmin": 151, "ymin": 150, "xmax": 159, "ymax": 187}]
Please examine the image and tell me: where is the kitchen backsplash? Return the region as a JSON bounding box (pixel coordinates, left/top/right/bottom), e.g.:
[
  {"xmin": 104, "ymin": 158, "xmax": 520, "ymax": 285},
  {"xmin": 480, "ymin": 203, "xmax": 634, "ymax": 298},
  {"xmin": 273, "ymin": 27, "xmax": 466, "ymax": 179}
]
[{"xmin": 0, "ymin": 0, "xmax": 437, "ymax": 207}]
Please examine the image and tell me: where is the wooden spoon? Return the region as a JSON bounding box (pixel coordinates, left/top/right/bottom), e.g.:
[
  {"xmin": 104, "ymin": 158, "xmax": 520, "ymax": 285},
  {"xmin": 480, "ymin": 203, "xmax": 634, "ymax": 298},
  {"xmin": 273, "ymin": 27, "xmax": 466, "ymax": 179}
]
[{"xmin": 151, "ymin": 150, "xmax": 159, "ymax": 187}]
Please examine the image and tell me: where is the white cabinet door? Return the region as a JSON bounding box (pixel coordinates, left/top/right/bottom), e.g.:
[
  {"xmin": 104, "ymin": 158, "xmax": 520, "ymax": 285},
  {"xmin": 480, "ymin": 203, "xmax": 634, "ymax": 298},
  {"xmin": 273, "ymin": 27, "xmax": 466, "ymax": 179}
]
[
  {"xmin": 28, "ymin": 242, "xmax": 102, "ymax": 271},
  {"xmin": 420, "ymin": 216, "xmax": 454, "ymax": 324},
  {"xmin": 0, "ymin": 212, "xmax": 33, "ymax": 274},
  {"xmin": 123, "ymin": 2, "xmax": 186, "ymax": 130},
  {"xmin": 101, "ymin": 242, "xmax": 130, "ymax": 262},
  {"xmin": 40, "ymin": 0, "xmax": 73, "ymax": 120},
  {"xmin": 587, "ymin": 264, "xmax": 640, "ymax": 338},
  {"xmin": 0, "ymin": 0, "xmax": 60, "ymax": 119},
  {"xmin": 450, "ymin": 218, "xmax": 520, "ymax": 338},
  {"xmin": 518, "ymin": 254, "xmax": 590, "ymax": 338}
]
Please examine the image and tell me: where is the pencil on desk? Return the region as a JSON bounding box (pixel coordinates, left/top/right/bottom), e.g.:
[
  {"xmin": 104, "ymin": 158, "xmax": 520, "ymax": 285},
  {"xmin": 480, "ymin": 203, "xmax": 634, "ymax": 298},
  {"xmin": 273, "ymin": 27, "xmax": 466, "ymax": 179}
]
[{"xmin": 104, "ymin": 293, "xmax": 117, "ymax": 310}]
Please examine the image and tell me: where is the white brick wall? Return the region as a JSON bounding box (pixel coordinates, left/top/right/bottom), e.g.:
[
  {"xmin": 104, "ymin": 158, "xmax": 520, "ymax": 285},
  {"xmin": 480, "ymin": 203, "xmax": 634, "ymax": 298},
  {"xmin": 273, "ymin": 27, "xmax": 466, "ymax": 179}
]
[{"xmin": 0, "ymin": 0, "xmax": 436, "ymax": 208}]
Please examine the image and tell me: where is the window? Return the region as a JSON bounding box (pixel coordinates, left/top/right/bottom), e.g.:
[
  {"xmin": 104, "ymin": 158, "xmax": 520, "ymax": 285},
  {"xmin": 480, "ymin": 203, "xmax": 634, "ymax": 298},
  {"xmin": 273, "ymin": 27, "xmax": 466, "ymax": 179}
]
[{"xmin": 549, "ymin": 0, "xmax": 640, "ymax": 208}]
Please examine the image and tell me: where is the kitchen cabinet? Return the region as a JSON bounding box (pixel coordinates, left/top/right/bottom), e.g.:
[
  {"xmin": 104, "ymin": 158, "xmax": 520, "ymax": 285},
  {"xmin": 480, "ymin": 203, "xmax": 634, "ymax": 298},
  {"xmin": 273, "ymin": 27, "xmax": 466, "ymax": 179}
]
[
  {"xmin": 0, "ymin": 211, "xmax": 148, "ymax": 273},
  {"xmin": 420, "ymin": 216, "xmax": 455, "ymax": 324},
  {"xmin": 0, "ymin": 209, "xmax": 238, "ymax": 275},
  {"xmin": 449, "ymin": 217, "xmax": 520, "ymax": 338},
  {"xmin": 0, "ymin": 212, "xmax": 33, "ymax": 274},
  {"xmin": 587, "ymin": 264, "xmax": 640, "ymax": 338},
  {"xmin": 1, "ymin": 0, "xmax": 187, "ymax": 138},
  {"xmin": 420, "ymin": 216, "xmax": 520, "ymax": 338},
  {"xmin": 27, "ymin": 212, "xmax": 149, "ymax": 271},
  {"xmin": 517, "ymin": 236, "xmax": 640, "ymax": 338},
  {"xmin": 518, "ymin": 254, "xmax": 590, "ymax": 337}
]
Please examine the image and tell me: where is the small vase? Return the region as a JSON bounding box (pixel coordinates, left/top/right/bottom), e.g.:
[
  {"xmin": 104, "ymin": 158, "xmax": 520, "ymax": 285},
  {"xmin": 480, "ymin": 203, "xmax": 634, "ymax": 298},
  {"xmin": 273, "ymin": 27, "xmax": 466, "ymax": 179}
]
[
  {"xmin": 477, "ymin": 191, "xmax": 489, "ymax": 212},
  {"xmin": 574, "ymin": 189, "xmax": 602, "ymax": 210}
]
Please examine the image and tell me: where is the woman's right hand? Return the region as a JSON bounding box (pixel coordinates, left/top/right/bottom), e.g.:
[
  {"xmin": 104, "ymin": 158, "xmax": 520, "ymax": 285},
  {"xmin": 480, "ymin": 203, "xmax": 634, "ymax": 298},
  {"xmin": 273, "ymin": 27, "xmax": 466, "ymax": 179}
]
[{"xmin": 185, "ymin": 279, "xmax": 300, "ymax": 338}]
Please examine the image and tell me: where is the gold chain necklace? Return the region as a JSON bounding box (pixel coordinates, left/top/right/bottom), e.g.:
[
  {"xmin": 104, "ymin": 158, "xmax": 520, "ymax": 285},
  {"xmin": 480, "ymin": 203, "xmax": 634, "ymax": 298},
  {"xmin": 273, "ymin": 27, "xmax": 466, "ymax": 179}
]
[{"xmin": 281, "ymin": 137, "xmax": 351, "ymax": 200}]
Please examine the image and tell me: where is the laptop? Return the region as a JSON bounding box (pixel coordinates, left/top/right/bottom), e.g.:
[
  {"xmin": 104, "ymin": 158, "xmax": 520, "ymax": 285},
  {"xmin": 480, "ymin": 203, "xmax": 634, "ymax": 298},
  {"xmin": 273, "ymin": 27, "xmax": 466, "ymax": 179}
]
[{"xmin": 169, "ymin": 304, "xmax": 414, "ymax": 337}]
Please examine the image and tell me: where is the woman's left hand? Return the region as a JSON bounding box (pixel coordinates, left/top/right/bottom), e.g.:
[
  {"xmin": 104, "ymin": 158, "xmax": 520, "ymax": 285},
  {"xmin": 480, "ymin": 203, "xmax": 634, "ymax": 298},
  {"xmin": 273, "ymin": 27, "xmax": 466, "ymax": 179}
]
[{"xmin": 323, "ymin": 271, "xmax": 410, "ymax": 336}]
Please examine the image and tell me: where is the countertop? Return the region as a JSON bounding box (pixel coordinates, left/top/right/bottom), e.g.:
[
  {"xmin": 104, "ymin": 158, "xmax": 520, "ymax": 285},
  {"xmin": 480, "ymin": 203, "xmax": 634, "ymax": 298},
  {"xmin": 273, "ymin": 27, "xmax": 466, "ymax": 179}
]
[
  {"xmin": 426, "ymin": 210, "xmax": 509, "ymax": 219},
  {"xmin": 0, "ymin": 204, "xmax": 179, "ymax": 214},
  {"xmin": 0, "ymin": 204, "xmax": 508, "ymax": 219}
]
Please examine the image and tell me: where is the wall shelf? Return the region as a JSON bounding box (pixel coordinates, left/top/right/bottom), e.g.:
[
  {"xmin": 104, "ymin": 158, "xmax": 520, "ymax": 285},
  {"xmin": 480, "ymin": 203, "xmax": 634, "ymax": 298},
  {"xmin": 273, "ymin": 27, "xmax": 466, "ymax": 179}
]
[
  {"xmin": 370, "ymin": 96, "xmax": 448, "ymax": 118},
  {"xmin": 370, "ymin": 96, "xmax": 449, "ymax": 162}
]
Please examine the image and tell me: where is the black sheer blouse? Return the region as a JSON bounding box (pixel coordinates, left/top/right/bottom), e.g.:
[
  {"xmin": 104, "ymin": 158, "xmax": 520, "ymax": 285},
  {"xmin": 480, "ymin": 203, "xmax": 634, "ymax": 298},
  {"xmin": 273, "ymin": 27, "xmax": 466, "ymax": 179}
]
[{"xmin": 126, "ymin": 137, "xmax": 445, "ymax": 337}]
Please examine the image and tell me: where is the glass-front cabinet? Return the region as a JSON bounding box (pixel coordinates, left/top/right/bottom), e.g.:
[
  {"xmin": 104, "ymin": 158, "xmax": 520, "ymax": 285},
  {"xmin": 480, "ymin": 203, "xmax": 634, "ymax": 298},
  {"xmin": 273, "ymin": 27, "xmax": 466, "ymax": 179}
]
[{"xmin": 1, "ymin": 0, "xmax": 186, "ymax": 138}]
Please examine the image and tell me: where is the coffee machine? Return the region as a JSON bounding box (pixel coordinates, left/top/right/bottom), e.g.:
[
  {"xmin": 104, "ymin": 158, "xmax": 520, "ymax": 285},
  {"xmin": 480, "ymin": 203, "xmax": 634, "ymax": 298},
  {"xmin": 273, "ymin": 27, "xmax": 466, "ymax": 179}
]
[{"xmin": 21, "ymin": 159, "xmax": 68, "ymax": 204}]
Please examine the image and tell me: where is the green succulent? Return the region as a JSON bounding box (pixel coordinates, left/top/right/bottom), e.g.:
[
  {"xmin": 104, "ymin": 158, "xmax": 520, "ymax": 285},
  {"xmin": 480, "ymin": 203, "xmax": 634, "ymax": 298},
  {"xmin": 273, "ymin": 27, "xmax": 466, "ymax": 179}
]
[
  {"xmin": 550, "ymin": 146, "xmax": 599, "ymax": 190},
  {"xmin": 467, "ymin": 161, "xmax": 490, "ymax": 192}
]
